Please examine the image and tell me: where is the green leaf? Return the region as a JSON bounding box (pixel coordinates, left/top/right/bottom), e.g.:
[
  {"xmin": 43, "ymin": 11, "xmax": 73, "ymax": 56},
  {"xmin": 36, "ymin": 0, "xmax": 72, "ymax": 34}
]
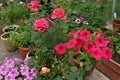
[
  {"xmin": 70, "ymin": 66, "xmax": 78, "ymax": 72},
  {"xmin": 77, "ymin": 76, "xmax": 83, "ymax": 80},
  {"xmin": 85, "ymin": 62, "xmax": 94, "ymax": 71}
]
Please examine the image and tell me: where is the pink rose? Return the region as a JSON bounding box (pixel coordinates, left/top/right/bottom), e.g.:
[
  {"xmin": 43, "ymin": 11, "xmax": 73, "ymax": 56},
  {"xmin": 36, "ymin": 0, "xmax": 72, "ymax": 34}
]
[
  {"xmin": 34, "ymin": 18, "xmax": 49, "ymax": 32},
  {"xmin": 29, "ymin": 0, "xmax": 41, "ymax": 11},
  {"xmin": 51, "ymin": 8, "xmax": 66, "ymax": 20}
]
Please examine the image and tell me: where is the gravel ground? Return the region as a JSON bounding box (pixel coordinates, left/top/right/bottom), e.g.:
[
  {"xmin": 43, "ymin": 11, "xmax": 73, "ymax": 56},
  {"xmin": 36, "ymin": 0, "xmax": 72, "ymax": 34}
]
[{"xmin": 0, "ymin": 40, "xmax": 21, "ymax": 64}]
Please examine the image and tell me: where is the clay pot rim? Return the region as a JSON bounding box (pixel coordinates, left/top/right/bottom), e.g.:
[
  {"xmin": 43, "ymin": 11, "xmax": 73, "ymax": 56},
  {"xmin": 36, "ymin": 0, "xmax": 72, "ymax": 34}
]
[
  {"xmin": 1, "ymin": 32, "xmax": 10, "ymax": 41},
  {"xmin": 2, "ymin": 24, "xmax": 19, "ymax": 33},
  {"xmin": 1, "ymin": 32, "xmax": 19, "ymax": 41}
]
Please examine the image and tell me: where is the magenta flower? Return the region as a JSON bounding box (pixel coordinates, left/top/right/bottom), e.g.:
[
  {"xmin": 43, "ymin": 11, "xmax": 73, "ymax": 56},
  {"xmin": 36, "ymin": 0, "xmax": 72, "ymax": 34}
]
[
  {"xmin": 0, "ymin": 65, "xmax": 9, "ymax": 75},
  {"xmin": 84, "ymin": 42, "xmax": 95, "ymax": 53},
  {"xmin": 51, "ymin": 8, "xmax": 66, "ymax": 20},
  {"xmin": 75, "ymin": 18, "xmax": 81, "ymax": 24},
  {"xmin": 34, "ymin": 18, "xmax": 49, "ymax": 32},
  {"xmin": 80, "ymin": 30, "xmax": 91, "ymax": 41},
  {"xmin": 75, "ymin": 37, "xmax": 84, "ymax": 47},
  {"xmin": 91, "ymin": 48, "xmax": 102, "ymax": 60},
  {"xmin": 67, "ymin": 39, "xmax": 77, "ymax": 49},
  {"xmin": 95, "ymin": 31, "xmax": 104, "ymax": 38},
  {"xmin": 20, "ymin": 65, "xmax": 29, "ymax": 75},
  {"xmin": 55, "ymin": 43, "xmax": 66, "ymax": 55},
  {"xmin": 5, "ymin": 59, "xmax": 14, "ymax": 68},
  {"xmin": 29, "ymin": 0, "xmax": 41, "ymax": 11},
  {"xmin": 69, "ymin": 31, "xmax": 76, "ymax": 38},
  {"xmin": 94, "ymin": 36, "xmax": 108, "ymax": 47},
  {"xmin": 102, "ymin": 47, "xmax": 112, "ymax": 60},
  {"xmin": 75, "ymin": 29, "xmax": 81, "ymax": 37}
]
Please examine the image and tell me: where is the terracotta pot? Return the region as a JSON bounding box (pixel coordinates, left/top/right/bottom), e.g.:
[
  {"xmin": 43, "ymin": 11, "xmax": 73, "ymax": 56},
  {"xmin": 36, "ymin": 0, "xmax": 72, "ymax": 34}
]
[
  {"xmin": 0, "ymin": 32, "xmax": 18, "ymax": 52},
  {"xmin": 18, "ymin": 47, "xmax": 29, "ymax": 60},
  {"xmin": 112, "ymin": 18, "xmax": 120, "ymax": 32},
  {"xmin": 95, "ymin": 59, "xmax": 120, "ymax": 80}
]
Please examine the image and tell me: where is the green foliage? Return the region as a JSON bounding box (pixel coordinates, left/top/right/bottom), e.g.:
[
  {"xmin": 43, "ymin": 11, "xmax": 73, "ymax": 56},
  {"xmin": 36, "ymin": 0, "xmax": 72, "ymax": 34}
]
[
  {"xmin": 0, "ymin": 0, "xmax": 30, "ymax": 23},
  {"xmin": 57, "ymin": 0, "xmax": 113, "ymax": 32},
  {"xmin": 9, "ymin": 30, "xmax": 31, "ymax": 47},
  {"xmin": 103, "ymin": 30, "xmax": 120, "ymax": 54}
]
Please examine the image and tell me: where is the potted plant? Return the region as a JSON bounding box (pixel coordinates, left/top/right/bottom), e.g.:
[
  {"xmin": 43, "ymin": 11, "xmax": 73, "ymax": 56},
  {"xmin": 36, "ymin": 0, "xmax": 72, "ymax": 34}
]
[
  {"xmin": 9, "ymin": 31, "xmax": 31, "ymax": 60},
  {"xmin": 0, "ymin": 57, "xmax": 38, "ymax": 80},
  {"xmin": 0, "ymin": 32, "xmax": 18, "ymax": 52},
  {"xmin": 95, "ymin": 29, "xmax": 120, "ymax": 80},
  {"xmin": 112, "ymin": 18, "xmax": 120, "ymax": 32}
]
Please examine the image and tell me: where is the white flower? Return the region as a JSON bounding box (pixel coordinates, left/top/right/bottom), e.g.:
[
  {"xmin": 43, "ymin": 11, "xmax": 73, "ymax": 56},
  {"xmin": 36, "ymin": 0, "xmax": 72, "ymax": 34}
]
[{"xmin": 19, "ymin": 1, "xmax": 24, "ymax": 5}]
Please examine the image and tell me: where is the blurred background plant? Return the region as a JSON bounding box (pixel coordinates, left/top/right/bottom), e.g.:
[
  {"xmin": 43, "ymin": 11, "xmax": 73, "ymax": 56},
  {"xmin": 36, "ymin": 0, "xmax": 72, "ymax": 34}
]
[{"xmin": 0, "ymin": 0, "xmax": 31, "ymax": 24}]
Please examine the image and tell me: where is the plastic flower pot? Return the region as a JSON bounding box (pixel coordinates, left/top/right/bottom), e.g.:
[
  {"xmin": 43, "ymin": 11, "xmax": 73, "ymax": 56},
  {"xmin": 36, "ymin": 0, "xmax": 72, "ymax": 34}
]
[
  {"xmin": 0, "ymin": 32, "xmax": 18, "ymax": 52},
  {"xmin": 18, "ymin": 46, "xmax": 29, "ymax": 60}
]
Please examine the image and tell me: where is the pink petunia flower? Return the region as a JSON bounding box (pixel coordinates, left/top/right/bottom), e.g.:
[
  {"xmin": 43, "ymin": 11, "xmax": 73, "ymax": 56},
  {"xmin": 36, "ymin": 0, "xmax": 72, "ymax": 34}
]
[
  {"xmin": 34, "ymin": 18, "xmax": 49, "ymax": 32},
  {"xmin": 9, "ymin": 68, "xmax": 19, "ymax": 78},
  {"xmin": 26, "ymin": 72, "xmax": 34, "ymax": 80},
  {"xmin": 55, "ymin": 43, "xmax": 66, "ymax": 55},
  {"xmin": 51, "ymin": 8, "xmax": 66, "ymax": 20},
  {"xmin": 84, "ymin": 42, "xmax": 95, "ymax": 53},
  {"xmin": 75, "ymin": 37, "xmax": 84, "ymax": 47},
  {"xmin": 68, "ymin": 31, "xmax": 76, "ymax": 38},
  {"xmin": 75, "ymin": 29, "xmax": 81, "ymax": 37},
  {"xmin": 102, "ymin": 47, "xmax": 112, "ymax": 60},
  {"xmin": 80, "ymin": 30, "xmax": 91, "ymax": 41},
  {"xmin": 31, "ymin": 68, "xmax": 38, "ymax": 77},
  {"xmin": 20, "ymin": 65, "xmax": 29, "ymax": 75},
  {"xmin": 91, "ymin": 48, "xmax": 102, "ymax": 60},
  {"xmin": 5, "ymin": 74, "xmax": 14, "ymax": 80},
  {"xmin": 29, "ymin": 0, "xmax": 41, "ymax": 11},
  {"xmin": 67, "ymin": 39, "xmax": 77, "ymax": 49},
  {"xmin": 94, "ymin": 36, "xmax": 108, "ymax": 47},
  {"xmin": 5, "ymin": 59, "xmax": 14, "ymax": 68},
  {"xmin": 0, "ymin": 65, "xmax": 9, "ymax": 75},
  {"xmin": 95, "ymin": 31, "xmax": 104, "ymax": 38}
]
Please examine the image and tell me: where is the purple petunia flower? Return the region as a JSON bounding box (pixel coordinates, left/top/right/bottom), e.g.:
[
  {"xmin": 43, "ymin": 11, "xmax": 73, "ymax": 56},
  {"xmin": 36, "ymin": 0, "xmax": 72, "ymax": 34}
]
[
  {"xmin": 83, "ymin": 20, "xmax": 88, "ymax": 25},
  {"xmin": 75, "ymin": 18, "xmax": 81, "ymax": 24}
]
